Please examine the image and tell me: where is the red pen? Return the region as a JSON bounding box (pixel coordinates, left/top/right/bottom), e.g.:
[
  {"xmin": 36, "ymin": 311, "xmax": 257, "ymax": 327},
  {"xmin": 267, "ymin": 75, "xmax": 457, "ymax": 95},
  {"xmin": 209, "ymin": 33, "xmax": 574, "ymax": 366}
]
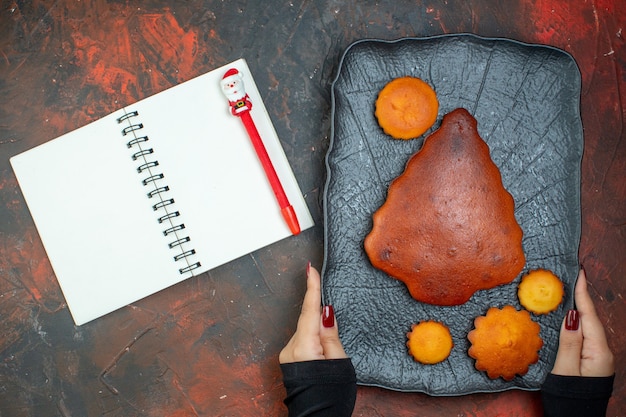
[{"xmin": 220, "ymin": 68, "xmax": 301, "ymax": 235}]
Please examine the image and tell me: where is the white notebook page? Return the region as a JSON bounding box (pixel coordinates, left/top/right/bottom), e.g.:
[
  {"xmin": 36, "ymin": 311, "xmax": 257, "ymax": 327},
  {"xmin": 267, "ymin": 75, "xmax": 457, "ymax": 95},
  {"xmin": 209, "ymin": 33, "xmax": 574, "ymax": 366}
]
[{"xmin": 10, "ymin": 59, "xmax": 313, "ymax": 325}]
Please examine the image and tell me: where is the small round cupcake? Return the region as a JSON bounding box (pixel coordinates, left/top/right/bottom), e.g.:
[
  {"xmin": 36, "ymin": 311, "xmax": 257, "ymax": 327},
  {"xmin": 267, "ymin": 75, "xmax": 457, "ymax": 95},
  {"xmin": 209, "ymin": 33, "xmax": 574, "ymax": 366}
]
[
  {"xmin": 406, "ymin": 320, "xmax": 453, "ymax": 364},
  {"xmin": 518, "ymin": 269, "xmax": 564, "ymax": 314},
  {"xmin": 375, "ymin": 76, "xmax": 438, "ymax": 139}
]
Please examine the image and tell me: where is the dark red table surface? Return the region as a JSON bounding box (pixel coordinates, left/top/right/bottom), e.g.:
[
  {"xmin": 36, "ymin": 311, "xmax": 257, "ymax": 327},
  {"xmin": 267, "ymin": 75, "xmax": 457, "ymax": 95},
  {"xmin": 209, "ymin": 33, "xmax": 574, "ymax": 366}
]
[{"xmin": 0, "ymin": 1, "xmax": 623, "ymax": 416}]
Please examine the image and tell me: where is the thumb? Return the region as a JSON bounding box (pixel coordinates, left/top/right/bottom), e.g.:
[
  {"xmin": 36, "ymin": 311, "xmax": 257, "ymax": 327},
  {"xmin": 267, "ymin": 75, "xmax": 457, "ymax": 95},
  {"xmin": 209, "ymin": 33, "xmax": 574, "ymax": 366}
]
[
  {"xmin": 551, "ymin": 309, "xmax": 583, "ymax": 376},
  {"xmin": 319, "ymin": 305, "xmax": 348, "ymax": 360}
]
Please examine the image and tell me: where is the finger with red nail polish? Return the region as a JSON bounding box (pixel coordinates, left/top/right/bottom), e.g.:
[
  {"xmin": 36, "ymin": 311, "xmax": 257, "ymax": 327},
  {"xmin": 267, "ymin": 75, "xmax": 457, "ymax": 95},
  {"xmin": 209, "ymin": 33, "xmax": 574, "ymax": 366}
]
[
  {"xmin": 322, "ymin": 305, "xmax": 335, "ymax": 328},
  {"xmin": 565, "ymin": 309, "xmax": 579, "ymax": 331}
]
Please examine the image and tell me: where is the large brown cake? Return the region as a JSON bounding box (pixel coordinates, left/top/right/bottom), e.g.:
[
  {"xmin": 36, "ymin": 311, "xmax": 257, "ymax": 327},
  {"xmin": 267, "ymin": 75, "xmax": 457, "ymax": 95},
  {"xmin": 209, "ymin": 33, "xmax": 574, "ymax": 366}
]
[{"xmin": 364, "ymin": 108, "xmax": 525, "ymax": 306}]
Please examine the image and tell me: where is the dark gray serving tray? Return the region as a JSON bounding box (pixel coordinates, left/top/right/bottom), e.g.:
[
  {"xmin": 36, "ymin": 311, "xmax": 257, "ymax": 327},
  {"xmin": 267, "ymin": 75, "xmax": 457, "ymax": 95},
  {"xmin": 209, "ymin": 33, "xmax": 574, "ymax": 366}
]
[{"xmin": 322, "ymin": 34, "xmax": 583, "ymax": 395}]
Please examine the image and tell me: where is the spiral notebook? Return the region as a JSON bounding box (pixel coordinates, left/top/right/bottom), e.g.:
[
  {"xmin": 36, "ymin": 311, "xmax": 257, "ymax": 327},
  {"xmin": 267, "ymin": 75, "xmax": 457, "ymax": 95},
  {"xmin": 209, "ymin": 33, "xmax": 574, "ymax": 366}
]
[{"xmin": 10, "ymin": 59, "xmax": 314, "ymax": 325}]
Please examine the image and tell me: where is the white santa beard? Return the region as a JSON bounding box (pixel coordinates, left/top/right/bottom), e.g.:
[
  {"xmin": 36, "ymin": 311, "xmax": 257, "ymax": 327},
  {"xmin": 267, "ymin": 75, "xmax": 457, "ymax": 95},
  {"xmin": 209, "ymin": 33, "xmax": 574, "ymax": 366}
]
[{"xmin": 225, "ymin": 91, "xmax": 245, "ymax": 101}]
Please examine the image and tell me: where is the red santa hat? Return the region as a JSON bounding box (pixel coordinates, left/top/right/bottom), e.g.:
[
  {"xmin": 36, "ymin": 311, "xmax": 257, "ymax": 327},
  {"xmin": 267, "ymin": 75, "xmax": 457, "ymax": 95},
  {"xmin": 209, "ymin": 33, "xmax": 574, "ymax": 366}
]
[{"xmin": 222, "ymin": 68, "xmax": 241, "ymax": 83}]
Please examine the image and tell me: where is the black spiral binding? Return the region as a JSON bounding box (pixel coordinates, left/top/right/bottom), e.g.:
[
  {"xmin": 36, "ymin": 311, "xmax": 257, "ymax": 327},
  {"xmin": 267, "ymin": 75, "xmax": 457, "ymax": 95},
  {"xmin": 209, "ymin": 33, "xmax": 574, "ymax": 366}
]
[{"xmin": 117, "ymin": 110, "xmax": 201, "ymax": 275}]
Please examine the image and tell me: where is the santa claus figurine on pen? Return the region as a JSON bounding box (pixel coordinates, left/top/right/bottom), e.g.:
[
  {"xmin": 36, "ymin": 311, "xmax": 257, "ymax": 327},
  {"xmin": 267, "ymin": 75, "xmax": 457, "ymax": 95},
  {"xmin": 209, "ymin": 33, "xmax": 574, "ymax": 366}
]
[{"xmin": 221, "ymin": 68, "xmax": 252, "ymax": 115}]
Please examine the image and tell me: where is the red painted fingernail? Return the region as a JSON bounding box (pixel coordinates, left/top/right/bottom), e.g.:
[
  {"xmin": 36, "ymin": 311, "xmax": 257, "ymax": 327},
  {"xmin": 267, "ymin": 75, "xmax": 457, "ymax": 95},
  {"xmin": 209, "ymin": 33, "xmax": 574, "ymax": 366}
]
[
  {"xmin": 322, "ymin": 305, "xmax": 335, "ymax": 328},
  {"xmin": 565, "ymin": 309, "xmax": 579, "ymax": 331},
  {"xmin": 306, "ymin": 261, "xmax": 311, "ymax": 278}
]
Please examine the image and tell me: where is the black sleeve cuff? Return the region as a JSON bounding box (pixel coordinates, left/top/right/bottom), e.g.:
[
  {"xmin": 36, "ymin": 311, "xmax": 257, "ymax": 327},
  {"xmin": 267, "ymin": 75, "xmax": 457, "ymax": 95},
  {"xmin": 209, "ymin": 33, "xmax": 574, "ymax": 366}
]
[
  {"xmin": 281, "ymin": 358, "xmax": 357, "ymax": 417},
  {"xmin": 541, "ymin": 373, "xmax": 614, "ymax": 417}
]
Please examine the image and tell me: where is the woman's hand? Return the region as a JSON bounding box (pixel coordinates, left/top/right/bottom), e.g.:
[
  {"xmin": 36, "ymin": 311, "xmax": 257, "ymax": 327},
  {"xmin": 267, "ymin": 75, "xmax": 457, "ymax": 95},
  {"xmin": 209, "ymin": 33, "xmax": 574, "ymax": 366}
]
[
  {"xmin": 279, "ymin": 264, "xmax": 348, "ymax": 364},
  {"xmin": 551, "ymin": 268, "xmax": 614, "ymax": 377}
]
